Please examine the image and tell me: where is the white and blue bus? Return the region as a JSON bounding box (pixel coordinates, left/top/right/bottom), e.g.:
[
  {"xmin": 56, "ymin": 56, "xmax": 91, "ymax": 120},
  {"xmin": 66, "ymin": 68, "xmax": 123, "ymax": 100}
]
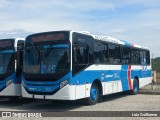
[
  {"xmin": 22, "ymin": 31, "xmax": 152, "ymax": 105},
  {"xmin": 0, "ymin": 38, "xmax": 24, "ymax": 99}
]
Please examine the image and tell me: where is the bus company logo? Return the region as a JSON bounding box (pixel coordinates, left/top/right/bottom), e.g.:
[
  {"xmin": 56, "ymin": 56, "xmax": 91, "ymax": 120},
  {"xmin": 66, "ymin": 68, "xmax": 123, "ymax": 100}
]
[
  {"xmin": 113, "ymin": 73, "xmax": 120, "ymax": 79},
  {"xmin": 105, "ymin": 74, "xmax": 113, "ymax": 78},
  {"xmin": 28, "ymin": 87, "xmax": 36, "ymax": 91},
  {"xmin": 2, "ymin": 112, "xmax": 12, "ymax": 117}
]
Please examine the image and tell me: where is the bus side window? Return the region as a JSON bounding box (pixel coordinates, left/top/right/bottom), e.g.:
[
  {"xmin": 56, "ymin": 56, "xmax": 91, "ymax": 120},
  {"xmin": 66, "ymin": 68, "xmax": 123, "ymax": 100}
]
[
  {"xmin": 131, "ymin": 49, "xmax": 140, "ymax": 65},
  {"xmin": 94, "ymin": 41, "xmax": 108, "ymax": 64},
  {"xmin": 140, "ymin": 50, "xmax": 150, "ymax": 65},
  {"xmin": 104, "ymin": 44, "xmax": 108, "ymax": 63},
  {"xmin": 146, "ymin": 50, "xmax": 150, "ymax": 65},
  {"xmin": 140, "ymin": 50, "xmax": 144, "ymax": 65},
  {"xmin": 74, "ymin": 46, "xmax": 88, "ymax": 64},
  {"xmin": 121, "ymin": 47, "xmax": 131, "ymax": 64},
  {"xmin": 94, "ymin": 42, "xmax": 104, "ymax": 63},
  {"xmin": 73, "ymin": 45, "xmax": 88, "ymax": 75},
  {"xmin": 109, "ymin": 44, "xmax": 121, "ymax": 64}
]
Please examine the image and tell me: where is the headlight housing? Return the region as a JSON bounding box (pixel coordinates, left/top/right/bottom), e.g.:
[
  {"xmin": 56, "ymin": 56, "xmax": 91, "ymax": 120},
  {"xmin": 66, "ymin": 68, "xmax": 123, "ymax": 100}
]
[
  {"xmin": 60, "ymin": 80, "xmax": 68, "ymax": 89},
  {"xmin": 6, "ymin": 79, "xmax": 13, "ymax": 87}
]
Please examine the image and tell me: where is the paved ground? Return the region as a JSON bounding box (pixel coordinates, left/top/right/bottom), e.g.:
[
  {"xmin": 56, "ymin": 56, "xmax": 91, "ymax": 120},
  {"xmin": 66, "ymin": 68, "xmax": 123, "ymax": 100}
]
[
  {"xmin": 139, "ymin": 83, "xmax": 160, "ymax": 95},
  {"xmin": 0, "ymin": 84, "xmax": 160, "ymax": 120},
  {"xmin": 0, "ymin": 93, "xmax": 160, "ymax": 111},
  {"xmin": 0, "ymin": 94, "xmax": 160, "ymax": 119}
]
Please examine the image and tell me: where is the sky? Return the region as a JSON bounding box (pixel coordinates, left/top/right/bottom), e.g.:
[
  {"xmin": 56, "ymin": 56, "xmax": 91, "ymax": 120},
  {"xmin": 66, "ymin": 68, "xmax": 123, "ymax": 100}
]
[{"xmin": 0, "ymin": 0, "xmax": 160, "ymax": 57}]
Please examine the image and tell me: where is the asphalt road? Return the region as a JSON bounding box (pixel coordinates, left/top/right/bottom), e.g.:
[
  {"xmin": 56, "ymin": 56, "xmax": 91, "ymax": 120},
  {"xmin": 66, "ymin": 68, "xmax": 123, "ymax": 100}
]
[{"xmin": 0, "ymin": 92, "xmax": 160, "ymax": 120}]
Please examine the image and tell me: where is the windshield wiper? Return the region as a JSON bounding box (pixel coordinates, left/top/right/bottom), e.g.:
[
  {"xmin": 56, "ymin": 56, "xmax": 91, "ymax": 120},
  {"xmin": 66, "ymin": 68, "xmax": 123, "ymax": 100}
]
[
  {"xmin": 31, "ymin": 43, "xmax": 40, "ymax": 63},
  {"xmin": 31, "ymin": 43, "xmax": 39, "ymax": 56},
  {"xmin": 44, "ymin": 44, "xmax": 53, "ymax": 58}
]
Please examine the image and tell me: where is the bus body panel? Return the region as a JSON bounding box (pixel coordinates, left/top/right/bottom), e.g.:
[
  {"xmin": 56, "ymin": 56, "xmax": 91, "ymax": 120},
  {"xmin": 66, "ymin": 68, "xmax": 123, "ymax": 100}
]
[
  {"xmin": 139, "ymin": 77, "xmax": 152, "ymax": 88},
  {"xmin": 0, "ymin": 83, "xmax": 21, "ymax": 96},
  {"xmin": 0, "ymin": 38, "xmax": 24, "ymax": 97},
  {"xmin": 22, "ymin": 84, "xmax": 76, "ymax": 100},
  {"xmin": 22, "ymin": 64, "xmax": 152, "ymax": 100},
  {"xmin": 22, "ymin": 30, "xmax": 152, "ymax": 101}
]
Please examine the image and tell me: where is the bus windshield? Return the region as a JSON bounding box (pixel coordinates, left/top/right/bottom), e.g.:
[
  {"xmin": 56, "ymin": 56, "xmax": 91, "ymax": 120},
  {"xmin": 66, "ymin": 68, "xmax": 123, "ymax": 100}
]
[
  {"xmin": 24, "ymin": 44, "xmax": 70, "ymax": 75},
  {"xmin": 0, "ymin": 51, "xmax": 15, "ymax": 75}
]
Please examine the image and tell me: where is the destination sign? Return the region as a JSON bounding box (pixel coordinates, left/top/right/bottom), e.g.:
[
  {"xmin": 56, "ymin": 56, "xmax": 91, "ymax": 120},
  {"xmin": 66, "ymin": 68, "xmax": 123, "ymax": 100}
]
[
  {"xmin": 0, "ymin": 39, "xmax": 14, "ymax": 48},
  {"xmin": 31, "ymin": 33, "xmax": 66, "ymax": 43}
]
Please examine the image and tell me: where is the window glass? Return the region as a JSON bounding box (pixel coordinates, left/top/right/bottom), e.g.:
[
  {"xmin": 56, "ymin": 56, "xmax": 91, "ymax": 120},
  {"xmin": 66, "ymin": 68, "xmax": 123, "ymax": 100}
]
[
  {"xmin": 74, "ymin": 46, "xmax": 88, "ymax": 65},
  {"xmin": 104, "ymin": 44, "xmax": 108, "ymax": 63},
  {"xmin": 131, "ymin": 49, "xmax": 140, "ymax": 64},
  {"xmin": 146, "ymin": 51, "xmax": 150, "ymax": 65},
  {"xmin": 122, "ymin": 47, "xmax": 131, "ymax": 64},
  {"xmin": 140, "ymin": 50, "xmax": 150, "ymax": 65},
  {"xmin": 140, "ymin": 50, "xmax": 144, "ymax": 65},
  {"xmin": 94, "ymin": 41, "xmax": 108, "ymax": 64},
  {"xmin": 24, "ymin": 44, "xmax": 70, "ymax": 74},
  {"xmin": 109, "ymin": 44, "xmax": 121, "ymax": 64}
]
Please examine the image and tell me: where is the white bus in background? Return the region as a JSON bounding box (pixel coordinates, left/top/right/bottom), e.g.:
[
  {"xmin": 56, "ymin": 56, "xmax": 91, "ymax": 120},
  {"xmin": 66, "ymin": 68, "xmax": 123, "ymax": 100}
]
[
  {"xmin": 22, "ymin": 31, "xmax": 152, "ymax": 105},
  {"xmin": 0, "ymin": 38, "xmax": 24, "ymax": 100}
]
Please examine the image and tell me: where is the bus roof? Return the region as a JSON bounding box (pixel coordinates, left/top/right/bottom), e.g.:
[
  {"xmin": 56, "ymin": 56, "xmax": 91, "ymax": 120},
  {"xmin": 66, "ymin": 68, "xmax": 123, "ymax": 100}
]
[
  {"xmin": 71, "ymin": 30, "xmax": 150, "ymax": 50},
  {"xmin": 25, "ymin": 30, "xmax": 150, "ymax": 50}
]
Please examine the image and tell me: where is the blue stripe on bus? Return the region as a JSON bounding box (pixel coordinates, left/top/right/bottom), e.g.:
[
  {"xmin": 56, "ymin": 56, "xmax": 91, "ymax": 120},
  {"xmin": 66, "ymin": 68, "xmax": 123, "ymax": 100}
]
[
  {"xmin": 120, "ymin": 40, "xmax": 131, "ymax": 47},
  {"xmin": 23, "ymin": 68, "xmax": 152, "ymax": 93},
  {"xmin": 23, "ymin": 69, "xmax": 152, "ymax": 86},
  {"xmin": 0, "ymin": 73, "xmax": 16, "ymax": 84},
  {"xmin": 0, "ymin": 82, "xmax": 5, "ymax": 92},
  {"xmin": 0, "ymin": 73, "xmax": 16, "ymax": 91},
  {"xmin": 24, "ymin": 83, "xmax": 60, "ymax": 93},
  {"xmin": 121, "ymin": 65, "xmax": 129, "ymax": 91},
  {"xmin": 0, "ymin": 50, "xmax": 14, "ymax": 54},
  {"xmin": 22, "ymin": 72, "xmax": 71, "ymax": 93},
  {"xmin": 23, "ymin": 72, "xmax": 72, "ymax": 85},
  {"xmin": 71, "ymin": 69, "xmax": 151, "ymax": 85},
  {"xmin": 43, "ymin": 44, "xmax": 69, "ymax": 49}
]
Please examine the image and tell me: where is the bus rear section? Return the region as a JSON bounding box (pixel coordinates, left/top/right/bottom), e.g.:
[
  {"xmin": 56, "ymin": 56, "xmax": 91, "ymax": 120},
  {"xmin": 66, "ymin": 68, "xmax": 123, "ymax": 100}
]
[
  {"xmin": 22, "ymin": 31, "xmax": 152, "ymax": 105},
  {"xmin": 0, "ymin": 38, "xmax": 24, "ymax": 97}
]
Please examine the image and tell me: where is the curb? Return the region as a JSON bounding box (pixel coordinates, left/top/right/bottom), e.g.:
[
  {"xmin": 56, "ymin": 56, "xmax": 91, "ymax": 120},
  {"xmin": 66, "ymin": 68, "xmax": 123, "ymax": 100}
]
[{"xmin": 138, "ymin": 90, "xmax": 160, "ymax": 95}]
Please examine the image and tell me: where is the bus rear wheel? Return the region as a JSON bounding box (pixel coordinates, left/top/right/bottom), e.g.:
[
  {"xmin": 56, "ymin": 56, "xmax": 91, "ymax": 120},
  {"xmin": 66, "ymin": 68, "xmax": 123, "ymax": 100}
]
[
  {"xmin": 86, "ymin": 83, "xmax": 99, "ymax": 105},
  {"xmin": 130, "ymin": 79, "xmax": 139, "ymax": 95}
]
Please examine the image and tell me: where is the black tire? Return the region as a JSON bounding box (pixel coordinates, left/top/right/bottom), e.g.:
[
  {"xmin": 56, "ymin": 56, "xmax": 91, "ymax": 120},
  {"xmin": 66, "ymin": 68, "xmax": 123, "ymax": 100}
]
[
  {"xmin": 86, "ymin": 83, "xmax": 99, "ymax": 105},
  {"xmin": 9, "ymin": 96, "xmax": 19, "ymax": 101},
  {"xmin": 130, "ymin": 79, "xmax": 139, "ymax": 95}
]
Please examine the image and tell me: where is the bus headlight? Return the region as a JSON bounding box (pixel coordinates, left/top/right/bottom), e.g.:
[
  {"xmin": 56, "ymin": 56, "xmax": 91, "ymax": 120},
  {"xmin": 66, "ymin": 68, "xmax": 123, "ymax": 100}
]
[
  {"xmin": 60, "ymin": 80, "xmax": 68, "ymax": 89},
  {"xmin": 6, "ymin": 80, "xmax": 13, "ymax": 87}
]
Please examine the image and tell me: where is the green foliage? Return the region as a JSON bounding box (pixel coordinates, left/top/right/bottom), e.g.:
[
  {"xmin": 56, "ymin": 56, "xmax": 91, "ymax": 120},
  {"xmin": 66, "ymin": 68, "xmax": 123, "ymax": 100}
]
[{"xmin": 152, "ymin": 57, "xmax": 160, "ymax": 70}]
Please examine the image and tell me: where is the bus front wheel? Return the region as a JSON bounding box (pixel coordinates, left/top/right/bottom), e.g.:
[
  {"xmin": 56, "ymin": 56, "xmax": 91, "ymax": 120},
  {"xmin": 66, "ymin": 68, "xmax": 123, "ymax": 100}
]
[{"xmin": 86, "ymin": 83, "xmax": 99, "ymax": 105}]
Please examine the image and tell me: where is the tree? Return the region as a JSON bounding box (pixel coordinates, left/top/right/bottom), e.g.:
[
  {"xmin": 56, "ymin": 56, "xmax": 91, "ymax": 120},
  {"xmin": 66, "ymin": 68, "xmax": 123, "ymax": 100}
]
[{"xmin": 152, "ymin": 57, "xmax": 160, "ymax": 70}]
